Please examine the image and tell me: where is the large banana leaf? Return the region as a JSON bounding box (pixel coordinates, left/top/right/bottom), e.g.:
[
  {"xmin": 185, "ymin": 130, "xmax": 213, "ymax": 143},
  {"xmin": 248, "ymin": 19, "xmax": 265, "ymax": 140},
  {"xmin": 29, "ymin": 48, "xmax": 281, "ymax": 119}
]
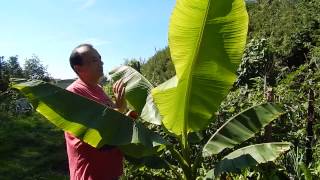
[
  {"xmin": 109, "ymin": 66, "xmax": 162, "ymax": 125},
  {"xmin": 140, "ymin": 94, "xmax": 162, "ymax": 125},
  {"xmin": 203, "ymin": 103, "xmax": 283, "ymax": 157},
  {"xmin": 151, "ymin": 0, "xmax": 249, "ymax": 135},
  {"xmin": 211, "ymin": 142, "xmax": 292, "ymax": 176},
  {"xmin": 13, "ymin": 80, "xmax": 168, "ymax": 158},
  {"xmin": 109, "ymin": 66, "xmax": 153, "ymax": 114}
]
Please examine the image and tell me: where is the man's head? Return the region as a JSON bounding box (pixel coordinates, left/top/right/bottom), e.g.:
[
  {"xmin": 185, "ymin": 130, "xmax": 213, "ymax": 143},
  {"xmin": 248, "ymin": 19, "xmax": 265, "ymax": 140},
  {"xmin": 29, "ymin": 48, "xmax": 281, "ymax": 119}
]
[{"xmin": 69, "ymin": 44, "xmax": 104, "ymax": 83}]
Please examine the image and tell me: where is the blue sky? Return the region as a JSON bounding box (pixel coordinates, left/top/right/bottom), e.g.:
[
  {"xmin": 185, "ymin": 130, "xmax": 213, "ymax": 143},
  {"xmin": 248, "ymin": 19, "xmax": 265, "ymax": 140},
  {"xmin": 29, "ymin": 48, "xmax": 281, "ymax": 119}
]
[{"xmin": 1, "ymin": 0, "xmax": 176, "ymax": 79}]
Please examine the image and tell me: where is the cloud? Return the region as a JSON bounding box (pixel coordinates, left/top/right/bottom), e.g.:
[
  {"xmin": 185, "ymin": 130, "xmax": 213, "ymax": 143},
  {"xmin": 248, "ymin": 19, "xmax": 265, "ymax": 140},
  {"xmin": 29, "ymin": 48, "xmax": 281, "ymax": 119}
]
[
  {"xmin": 79, "ymin": 38, "xmax": 111, "ymax": 46},
  {"xmin": 79, "ymin": 0, "xmax": 96, "ymax": 10}
]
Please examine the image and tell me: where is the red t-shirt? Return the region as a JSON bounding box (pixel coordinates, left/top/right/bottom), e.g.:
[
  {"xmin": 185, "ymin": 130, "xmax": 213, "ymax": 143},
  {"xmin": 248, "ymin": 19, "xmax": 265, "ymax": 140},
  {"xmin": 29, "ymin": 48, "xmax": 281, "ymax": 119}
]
[{"xmin": 65, "ymin": 79, "xmax": 123, "ymax": 180}]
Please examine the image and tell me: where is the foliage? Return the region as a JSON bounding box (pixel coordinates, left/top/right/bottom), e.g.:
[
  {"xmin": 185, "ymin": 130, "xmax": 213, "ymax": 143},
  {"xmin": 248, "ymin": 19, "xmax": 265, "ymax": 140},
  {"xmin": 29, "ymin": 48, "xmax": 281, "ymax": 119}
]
[
  {"xmin": 248, "ymin": 0, "xmax": 320, "ymax": 68},
  {"xmin": 0, "ymin": 56, "xmax": 10, "ymax": 80},
  {"xmin": 236, "ymin": 38, "xmax": 276, "ymax": 87},
  {"xmin": 152, "ymin": 0, "xmax": 248, "ymax": 136},
  {"xmin": 213, "ymin": 1, "xmax": 320, "ymax": 178},
  {"xmin": 0, "ymin": 112, "xmax": 68, "ymax": 179},
  {"xmin": 0, "ymin": 55, "xmax": 51, "ymax": 82},
  {"xmin": 7, "ymin": 56, "xmax": 24, "ymax": 78},
  {"xmin": 121, "ymin": 1, "xmax": 259, "ymax": 178},
  {"xmin": 121, "ymin": 160, "xmax": 171, "ymax": 180},
  {"xmin": 205, "ymin": 143, "xmax": 291, "ymax": 179},
  {"xmin": 0, "ymin": 58, "xmax": 67, "ymax": 178},
  {"xmin": 215, "ymin": 61, "xmax": 320, "ymax": 178},
  {"xmin": 109, "ymin": 66, "xmax": 154, "ymax": 115},
  {"xmin": 13, "ymin": 80, "xmax": 168, "ymax": 158},
  {"xmin": 124, "ymin": 58, "xmax": 142, "ymax": 73},
  {"xmin": 140, "ymin": 47, "xmax": 175, "ymax": 86},
  {"xmin": 203, "ymin": 104, "xmax": 284, "ymax": 156},
  {"xmin": 0, "ymin": 78, "xmax": 9, "ymax": 93},
  {"xmin": 23, "ymin": 55, "xmax": 51, "ymax": 81},
  {"xmin": 0, "ymin": 56, "xmax": 14, "ymax": 92},
  {"xmin": 12, "ymin": 0, "xmax": 295, "ymax": 179},
  {"xmin": 0, "ymin": 89, "xmax": 30, "ymax": 115},
  {"xmin": 110, "ymin": 68, "xmax": 290, "ymax": 180},
  {"xmin": 4, "ymin": 0, "xmax": 320, "ymax": 179}
]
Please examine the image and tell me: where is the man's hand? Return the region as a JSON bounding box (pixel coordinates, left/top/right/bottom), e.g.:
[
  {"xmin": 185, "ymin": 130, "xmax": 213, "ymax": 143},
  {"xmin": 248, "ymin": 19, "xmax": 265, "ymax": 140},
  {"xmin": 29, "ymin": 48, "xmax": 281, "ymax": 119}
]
[{"xmin": 112, "ymin": 79, "xmax": 127, "ymax": 113}]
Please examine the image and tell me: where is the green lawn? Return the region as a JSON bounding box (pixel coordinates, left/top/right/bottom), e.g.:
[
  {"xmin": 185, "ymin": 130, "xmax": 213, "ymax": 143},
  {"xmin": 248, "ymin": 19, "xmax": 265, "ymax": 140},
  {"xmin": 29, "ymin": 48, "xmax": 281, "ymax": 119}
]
[{"xmin": 0, "ymin": 112, "xmax": 68, "ymax": 180}]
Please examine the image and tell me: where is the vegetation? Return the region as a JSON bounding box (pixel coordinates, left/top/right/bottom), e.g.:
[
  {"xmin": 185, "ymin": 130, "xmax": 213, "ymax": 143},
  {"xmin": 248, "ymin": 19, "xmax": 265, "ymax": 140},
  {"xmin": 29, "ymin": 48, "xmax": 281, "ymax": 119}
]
[
  {"xmin": 121, "ymin": 0, "xmax": 320, "ymax": 179},
  {"xmin": 0, "ymin": 55, "xmax": 52, "ymax": 82},
  {"xmin": 1, "ymin": 0, "xmax": 320, "ymax": 179},
  {"xmin": 0, "ymin": 103, "xmax": 67, "ymax": 179}
]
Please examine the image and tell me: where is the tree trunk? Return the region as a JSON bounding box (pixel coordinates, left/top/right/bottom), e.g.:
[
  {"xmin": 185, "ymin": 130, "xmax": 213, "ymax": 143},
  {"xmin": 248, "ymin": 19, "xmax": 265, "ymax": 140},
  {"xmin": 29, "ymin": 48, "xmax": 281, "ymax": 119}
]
[
  {"xmin": 306, "ymin": 89, "xmax": 314, "ymax": 166},
  {"xmin": 264, "ymin": 87, "xmax": 273, "ymax": 142}
]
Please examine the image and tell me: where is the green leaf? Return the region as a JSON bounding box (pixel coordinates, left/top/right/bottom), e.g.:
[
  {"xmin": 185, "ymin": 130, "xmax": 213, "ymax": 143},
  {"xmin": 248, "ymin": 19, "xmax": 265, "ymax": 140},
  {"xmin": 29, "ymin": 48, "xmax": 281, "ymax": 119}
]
[
  {"xmin": 109, "ymin": 66, "xmax": 162, "ymax": 125},
  {"xmin": 13, "ymin": 80, "xmax": 168, "ymax": 158},
  {"xmin": 188, "ymin": 132, "xmax": 204, "ymax": 144},
  {"xmin": 299, "ymin": 162, "xmax": 313, "ymax": 180},
  {"xmin": 203, "ymin": 103, "xmax": 283, "ymax": 157},
  {"xmin": 204, "ymin": 169, "xmax": 215, "ymax": 180},
  {"xmin": 109, "ymin": 65, "xmax": 154, "ymax": 114},
  {"xmin": 212, "ymin": 142, "xmax": 291, "ymax": 176},
  {"xmin": 140, "ymin": 94, "xmax": 162, "ymax": 125},
  {"xmin": 125, "ymin": 155, "xmax": 169, "ymax": 170},
  {"xmin": 151, "ymin": 0, "xmax": 248, "ymax": 135}
]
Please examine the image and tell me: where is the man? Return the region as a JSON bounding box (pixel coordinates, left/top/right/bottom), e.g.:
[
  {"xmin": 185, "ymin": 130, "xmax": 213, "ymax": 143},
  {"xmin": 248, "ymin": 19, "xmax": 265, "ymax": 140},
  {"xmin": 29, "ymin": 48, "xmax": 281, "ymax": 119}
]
[{"xmin": 65, "ymin": 44, "xmax": 126, "ymax": 180}]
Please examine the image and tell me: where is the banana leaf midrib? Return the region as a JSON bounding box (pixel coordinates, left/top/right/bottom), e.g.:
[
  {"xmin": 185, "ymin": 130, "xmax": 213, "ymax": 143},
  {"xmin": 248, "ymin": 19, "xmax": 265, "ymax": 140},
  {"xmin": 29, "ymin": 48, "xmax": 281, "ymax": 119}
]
[
  {"xmin": 182, "ymin": 0, "xmax": 212, "ymax": 135},
  {"xmin": 124, "ymin": 66, "xmax": 154, "ymax": 89},
  {"xmin": 223, "ymin": 142, "xmax": 291, "ymax": 158}
]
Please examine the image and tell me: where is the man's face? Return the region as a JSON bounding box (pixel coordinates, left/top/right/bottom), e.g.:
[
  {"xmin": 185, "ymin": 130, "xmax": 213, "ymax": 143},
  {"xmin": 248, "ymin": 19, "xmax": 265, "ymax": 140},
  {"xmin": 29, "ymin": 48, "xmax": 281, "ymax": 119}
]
[{"xmin": 76, "ymin": 47, "xmax": 104, "ymax": 81}]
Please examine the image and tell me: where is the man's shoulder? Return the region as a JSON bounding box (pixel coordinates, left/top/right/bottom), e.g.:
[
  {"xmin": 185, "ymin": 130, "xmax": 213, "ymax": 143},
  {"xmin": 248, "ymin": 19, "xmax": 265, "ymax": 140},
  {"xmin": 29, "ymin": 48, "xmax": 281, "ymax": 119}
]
[{"xmin": 66, "ymin": 79, "xmax": 84, "ymax": 92}]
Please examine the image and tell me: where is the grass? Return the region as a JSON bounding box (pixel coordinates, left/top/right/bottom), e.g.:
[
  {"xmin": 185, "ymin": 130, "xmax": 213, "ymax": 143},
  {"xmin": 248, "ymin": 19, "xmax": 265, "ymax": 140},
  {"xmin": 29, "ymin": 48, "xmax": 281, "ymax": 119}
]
[{"xmin": 0, "ymin": 112, "xmax": 68, "ymax": 180}]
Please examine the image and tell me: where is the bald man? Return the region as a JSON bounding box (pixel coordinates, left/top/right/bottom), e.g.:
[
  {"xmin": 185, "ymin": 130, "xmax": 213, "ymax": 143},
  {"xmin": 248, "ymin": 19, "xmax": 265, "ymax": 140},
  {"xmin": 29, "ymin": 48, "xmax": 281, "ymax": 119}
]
[{"xmin": 65, "ymin": 44, "xmax": 126, "ymax": 180}]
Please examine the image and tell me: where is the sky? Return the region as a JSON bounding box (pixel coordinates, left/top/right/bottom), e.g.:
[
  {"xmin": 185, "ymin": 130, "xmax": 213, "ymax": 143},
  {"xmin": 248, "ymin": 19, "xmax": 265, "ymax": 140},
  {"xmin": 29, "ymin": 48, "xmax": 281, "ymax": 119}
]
[{"xmin": 1, "ymin": 0, "xmax": 176, "ymax": 79}]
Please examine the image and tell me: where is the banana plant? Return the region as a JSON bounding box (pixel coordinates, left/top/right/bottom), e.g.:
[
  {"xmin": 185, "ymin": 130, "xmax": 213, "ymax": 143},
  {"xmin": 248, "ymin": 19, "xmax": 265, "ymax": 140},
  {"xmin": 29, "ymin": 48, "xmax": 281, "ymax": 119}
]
[
  {"xmin": 110, "ymin": 66, "xmax": 292, "ymax": 179},
  {"xmin": 109, "ymin": 0, "xmax": 291, "ymax": 176}
]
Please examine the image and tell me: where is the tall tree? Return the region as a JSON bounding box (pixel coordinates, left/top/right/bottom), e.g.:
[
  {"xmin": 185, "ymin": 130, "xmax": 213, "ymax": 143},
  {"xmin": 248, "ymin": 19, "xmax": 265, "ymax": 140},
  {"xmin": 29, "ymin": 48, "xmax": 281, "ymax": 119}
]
[
  {"xmin": 23, "ymin": 55, "xmax": 51, "ymax": 81},
  {"xmin": 0, "ymin": 56, "xmax": 5, "ymax": 79},
  {"xmin": 7, "ymin": 56, "xmax": 23, "ymax": 78},
  {"xmin": 124, "ymin": 58, "xmax": 142, "ymax": 73},
  {"xmin": 248, "ymin": 0, "xmax": 320, "ymax": 68},
  {"xmin": 0, "ymin": 56, "xmax": 9, "ymax": 92},
  {"xmin": 141, "ymin": 47, "xmax": 175, "ymax": 85}
]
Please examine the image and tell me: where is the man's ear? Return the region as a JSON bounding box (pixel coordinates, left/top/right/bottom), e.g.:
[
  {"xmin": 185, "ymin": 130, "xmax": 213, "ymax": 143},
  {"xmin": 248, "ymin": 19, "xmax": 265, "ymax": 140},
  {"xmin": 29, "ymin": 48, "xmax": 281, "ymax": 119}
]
[{"xmin": 74, "ymin": 65, "xmax": 82, "ymax": 74}]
